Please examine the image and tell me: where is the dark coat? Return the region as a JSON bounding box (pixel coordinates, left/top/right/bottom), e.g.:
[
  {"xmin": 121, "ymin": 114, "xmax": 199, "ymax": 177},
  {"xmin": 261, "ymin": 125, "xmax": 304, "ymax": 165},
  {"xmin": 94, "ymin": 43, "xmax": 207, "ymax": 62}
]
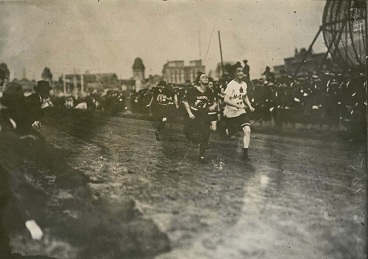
[{"xmin": 25, "ymin": 93, "xmax": 43, "ymax": 126}]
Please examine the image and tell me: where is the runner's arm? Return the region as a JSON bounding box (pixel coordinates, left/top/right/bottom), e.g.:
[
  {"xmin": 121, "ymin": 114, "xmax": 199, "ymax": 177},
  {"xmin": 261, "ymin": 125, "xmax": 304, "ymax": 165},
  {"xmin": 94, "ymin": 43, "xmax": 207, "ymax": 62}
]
[
  {"xmin": 208, "ymin": 99, "xmax": 217, "ymax": 112},
  {"xmin": 174, "ymin": 94, "xmax": 179, "ymax": 108},
  {"xmin": 183, "ymin": 101, "xmax": 195, "ymax": 119},
  {"xmin": 146, "ymin": 96, "xmax": 153, "ymax": 107},
  {"xmin": 243, "ymin": 94, "xmax": 255, "ymax": 111}
]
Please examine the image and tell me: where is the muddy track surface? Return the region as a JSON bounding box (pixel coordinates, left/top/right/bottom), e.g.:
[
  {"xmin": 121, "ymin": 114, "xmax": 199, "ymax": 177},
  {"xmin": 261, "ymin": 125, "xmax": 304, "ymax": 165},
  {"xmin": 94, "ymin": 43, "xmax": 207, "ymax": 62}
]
[{"xmin": 5, "ymin": 110, "xmax": 367, "ymax": 259}]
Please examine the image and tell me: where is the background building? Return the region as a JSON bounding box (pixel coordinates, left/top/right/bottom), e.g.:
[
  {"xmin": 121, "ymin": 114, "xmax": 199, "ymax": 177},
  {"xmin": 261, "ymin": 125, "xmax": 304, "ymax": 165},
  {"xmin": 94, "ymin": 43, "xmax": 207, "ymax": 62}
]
[
  {"xmin": 132, "ymin": 57, "xmax": 146, "ymax": 91},
  {"xmin": 162, "ymin": 60, "xmax": 205, "ymax": 84},
  {"xmin": 275, "ymin": 48, "xmax": 326, "ymax": 77},
  {"xmin": 60, "ymin": 57, "xmax": 148, "ymax": 94},
  {"xmin": 63, "ymin": 73, "xmax": 119, "ymax": 92},
  {"xmin": 273, "ymin": 64, "xmax": 287, "ymax": 80},
  {"xmin": 214, "ymin": 62, "xmax": 235, "ymax": 80},
  {"xmin": 14, "ymin": 78, "xmax": 36, "ymax": 94}
]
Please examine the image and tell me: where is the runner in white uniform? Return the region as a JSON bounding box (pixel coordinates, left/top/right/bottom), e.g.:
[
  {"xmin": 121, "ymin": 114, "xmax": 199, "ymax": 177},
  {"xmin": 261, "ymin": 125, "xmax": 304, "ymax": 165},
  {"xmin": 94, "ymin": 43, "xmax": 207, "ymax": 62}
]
[{"xmin": 223, "ymin": 63, "xmax": 255, "ymax": 161}]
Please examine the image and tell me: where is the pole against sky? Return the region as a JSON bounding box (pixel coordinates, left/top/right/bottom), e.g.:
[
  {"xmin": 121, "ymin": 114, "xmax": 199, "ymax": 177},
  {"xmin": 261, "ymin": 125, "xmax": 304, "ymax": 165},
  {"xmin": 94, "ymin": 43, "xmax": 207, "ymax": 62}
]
[{"xmin": 0, "ymin": 0, "xmax": 326, "ymax": 80}]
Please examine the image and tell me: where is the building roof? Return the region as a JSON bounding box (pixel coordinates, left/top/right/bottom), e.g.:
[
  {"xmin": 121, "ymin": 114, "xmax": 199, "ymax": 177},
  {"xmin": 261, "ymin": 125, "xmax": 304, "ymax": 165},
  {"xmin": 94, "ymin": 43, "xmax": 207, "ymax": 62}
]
[
  {"xmin": 64, "ymin": 73, "xmax": 118, "ymax": 83},
  {"xmin": 132, "ymin": 58, "xmax": 145, "ymax": 70},
  {"xmin": 13, "ymin": 78, "xmax": 36, "ymax": 92}
]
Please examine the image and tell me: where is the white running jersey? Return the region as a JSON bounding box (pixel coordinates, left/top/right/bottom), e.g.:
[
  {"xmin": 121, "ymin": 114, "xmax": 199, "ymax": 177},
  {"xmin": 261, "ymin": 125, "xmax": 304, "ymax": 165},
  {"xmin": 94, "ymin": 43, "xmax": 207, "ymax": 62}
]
[{"xmin": 223, "ymin": 80, "xmax": 248, "ymax": 118}]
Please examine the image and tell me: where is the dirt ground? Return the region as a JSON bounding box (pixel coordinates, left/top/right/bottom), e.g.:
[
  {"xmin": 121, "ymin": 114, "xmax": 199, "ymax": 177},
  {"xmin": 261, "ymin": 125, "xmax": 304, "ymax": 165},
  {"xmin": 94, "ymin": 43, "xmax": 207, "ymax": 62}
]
[{"xmin": 3, "ymin": 110, "xmax": 367, "ymax": 259}]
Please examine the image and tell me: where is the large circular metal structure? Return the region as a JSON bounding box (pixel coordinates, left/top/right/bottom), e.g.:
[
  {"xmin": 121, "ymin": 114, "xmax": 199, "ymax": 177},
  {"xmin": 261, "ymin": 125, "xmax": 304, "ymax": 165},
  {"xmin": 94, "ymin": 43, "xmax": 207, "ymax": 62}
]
[{"xmin": 322, "ymin": 0, "xmax": 367, "ymax": 71}]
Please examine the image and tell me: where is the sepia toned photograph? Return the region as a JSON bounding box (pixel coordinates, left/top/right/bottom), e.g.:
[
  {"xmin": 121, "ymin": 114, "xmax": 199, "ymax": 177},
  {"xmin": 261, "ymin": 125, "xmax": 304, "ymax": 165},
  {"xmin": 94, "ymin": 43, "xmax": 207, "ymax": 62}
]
[{"xmin": 0, "ymin": 0, "xmax": 367, "ymax": 258}]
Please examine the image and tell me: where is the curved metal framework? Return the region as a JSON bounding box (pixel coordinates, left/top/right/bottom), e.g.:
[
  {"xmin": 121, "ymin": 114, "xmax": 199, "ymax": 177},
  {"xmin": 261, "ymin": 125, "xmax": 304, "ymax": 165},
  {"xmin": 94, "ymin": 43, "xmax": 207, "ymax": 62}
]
[{"xmin": 322, "ymin": 0, "xmax": 367, "ymax": 71}]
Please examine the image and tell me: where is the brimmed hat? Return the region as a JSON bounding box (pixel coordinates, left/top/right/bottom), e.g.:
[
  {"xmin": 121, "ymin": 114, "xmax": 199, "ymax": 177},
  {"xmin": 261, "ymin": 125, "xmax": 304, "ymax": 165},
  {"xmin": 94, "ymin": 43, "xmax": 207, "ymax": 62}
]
[
  {"xmin": 34, "ymin": 80, "xmax": 52, "ymax": 92},
  {"xmin": 157, "ymin": 80, "xmax": 167, "ymax": 87},
  {"xmin": 0, "ymin": 70, "xmax": 8, "ymax": 79}
]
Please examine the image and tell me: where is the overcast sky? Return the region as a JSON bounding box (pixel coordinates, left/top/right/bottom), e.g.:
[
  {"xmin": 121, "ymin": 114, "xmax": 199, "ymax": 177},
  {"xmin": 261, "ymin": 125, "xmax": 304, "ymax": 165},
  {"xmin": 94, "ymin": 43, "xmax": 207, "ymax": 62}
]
[{"xmin": 0, "ymin": 0, "xmax": 327, "ymax": 80}]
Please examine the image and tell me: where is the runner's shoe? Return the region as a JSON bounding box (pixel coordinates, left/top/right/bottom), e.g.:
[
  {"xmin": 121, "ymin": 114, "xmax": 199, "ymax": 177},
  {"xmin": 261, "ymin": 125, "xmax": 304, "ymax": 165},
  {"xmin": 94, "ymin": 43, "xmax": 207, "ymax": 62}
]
[
  {"xmin": 225, "ymin": 128, "xmax": 236, "ymax": 139},
  {"xmin": 191, "ymin": 133, "xmax": 202, "ymax": 144},
  {"xmin": 155, "ymin": 132, "xmax": 161, "ymax": 141},
  {"xmin": 198, "ymin": 156, "xmax": 207, "ymax": 164},
  {"xmin": 242, "ymin": 153, "xmax": 251, "ymax": 162}
]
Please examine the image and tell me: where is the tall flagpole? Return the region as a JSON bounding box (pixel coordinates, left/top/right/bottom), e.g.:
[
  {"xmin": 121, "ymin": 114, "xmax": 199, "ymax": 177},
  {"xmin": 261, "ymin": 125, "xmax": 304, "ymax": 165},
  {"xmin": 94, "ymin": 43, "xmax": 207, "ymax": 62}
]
[
  {"xmin": 63, "ymin": 73, "xmax": 66, "ymax": 96},
  {"xmin": 218, "ymin": 31, "xmax": 224, "ymax": 77},
  {"xmin": 81, "ymin": 73, "xmax": 84, "ymax": 96},
  {"xmin": 199, "ymin": 29, "xmax": 202, "ymax": 61},
  {"xmin": 365, "ymin": 1, "xmax": 368, "ymax": 215}
]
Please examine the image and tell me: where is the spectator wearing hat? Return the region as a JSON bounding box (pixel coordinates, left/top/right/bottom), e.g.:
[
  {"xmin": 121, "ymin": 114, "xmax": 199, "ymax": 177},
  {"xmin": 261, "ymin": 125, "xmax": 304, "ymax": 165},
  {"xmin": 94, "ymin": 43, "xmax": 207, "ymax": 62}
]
[
  {"xmin": 0, "ymin": 70, "xmax": 13, "ymax": 257},
  {"xmin": 0, "ymin": 82, "xmax": 28, "ymax": 134},
  {"xmin": 0, "ymin": 80, "xmax": 56, "ymax": 259},
  {"xmin": 242, "ymin": 60, "xmax": 250, "ymax": 80},
  {"xmin": 0, "ymin": 81, "xmax": 28, "ymax": 258},
  {"xmin": 0, "ymin": 69, "xmax": 8, "ymax": 90},
  {"xmin": 24, "ymin": 80, "xmax": 52, "ymax": 130},
  {"xmin": 242, "ymin": 59, "xmax": 252, "ymax": 89},
  {"xmin": 262, "ymin": 66, "xmax": 275, "ymax": 83}
]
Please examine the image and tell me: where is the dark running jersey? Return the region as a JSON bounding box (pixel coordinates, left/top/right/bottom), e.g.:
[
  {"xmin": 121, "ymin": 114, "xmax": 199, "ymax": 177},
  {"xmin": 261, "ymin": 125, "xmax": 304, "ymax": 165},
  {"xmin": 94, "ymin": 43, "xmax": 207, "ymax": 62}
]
[
  {"xmin": 207, "ymin": 88, "xmax": 218, "ymax": 117},
  {"xmin": 152, "ymin": 87, "xmax": 174, "ymax": 105},
  {"xmin": 183, "ymin": 87, "xmax": 214, "ymax": 112},
  {"xmin": 208, "ymin": 88, "xmax": 218, "ymax": 102}
]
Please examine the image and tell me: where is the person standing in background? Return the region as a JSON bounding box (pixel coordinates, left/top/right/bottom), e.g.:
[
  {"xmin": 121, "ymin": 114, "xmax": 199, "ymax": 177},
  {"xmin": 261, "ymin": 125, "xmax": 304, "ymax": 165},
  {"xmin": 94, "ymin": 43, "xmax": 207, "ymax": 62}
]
[
  {"xmin": 24, "ymin": 80, "xmax": 52, "ymax": 131},
  {"xmin": 0, "ymin": 76, "xmax": 51, "ymax": 259},
  {"xmin": 243, "ymin": 59, "xmax": 252, "ymax": 89},
  {"xmin": 0, "ymin": 68, "xmax": 12, "ymax": 258},
  {"xmin": 207, "ymin": 77, "xmax": 218, "ymax": 132},
  {"xmin": 242, "ymin": 60, "xmax": 250, "ymax": 80},
  {"xmin": 262, "ymin": 66, "xmax": 275, "ymax": 82}
]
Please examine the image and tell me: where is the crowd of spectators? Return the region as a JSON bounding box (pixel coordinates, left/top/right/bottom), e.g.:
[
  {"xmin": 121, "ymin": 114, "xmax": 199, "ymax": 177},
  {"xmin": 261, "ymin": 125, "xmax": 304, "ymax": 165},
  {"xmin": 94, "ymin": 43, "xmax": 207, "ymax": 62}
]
[
  {"xmin": 248, "ymin": 72, "xmax": 366, "ymax": 126},
  {"xmin": 50, "ymin": 69, "xmax": 366, "ymax": 140}
]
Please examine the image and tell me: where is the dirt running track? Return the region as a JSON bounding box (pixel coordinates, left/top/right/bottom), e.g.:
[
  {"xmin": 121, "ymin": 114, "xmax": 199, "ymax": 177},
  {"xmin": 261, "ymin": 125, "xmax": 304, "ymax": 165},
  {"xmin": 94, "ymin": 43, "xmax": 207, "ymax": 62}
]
[{"xmin": 4, "ymin": 110, "xmax": 367, "ymax": 259}]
